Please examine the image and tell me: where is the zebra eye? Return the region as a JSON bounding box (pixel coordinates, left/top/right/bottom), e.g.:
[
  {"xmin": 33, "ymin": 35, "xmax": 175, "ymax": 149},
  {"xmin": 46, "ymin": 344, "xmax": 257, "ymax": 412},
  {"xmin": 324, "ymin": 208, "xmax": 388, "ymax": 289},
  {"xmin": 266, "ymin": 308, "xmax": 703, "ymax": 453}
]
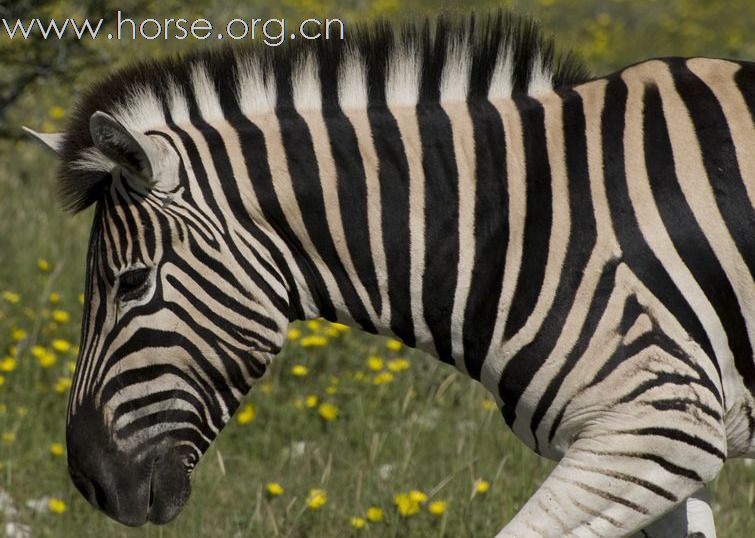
[{"xmin": 117, "ymin": 268, "xmax": 151, "ymax": 302}]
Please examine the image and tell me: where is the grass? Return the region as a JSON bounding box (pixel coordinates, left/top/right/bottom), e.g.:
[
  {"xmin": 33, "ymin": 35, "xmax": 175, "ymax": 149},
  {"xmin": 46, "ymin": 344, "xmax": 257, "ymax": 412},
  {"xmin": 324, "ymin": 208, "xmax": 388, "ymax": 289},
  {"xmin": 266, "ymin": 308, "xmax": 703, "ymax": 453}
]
[{"xmin": 1, "ymin": 133, "xmax": 755, "ymax": 537}]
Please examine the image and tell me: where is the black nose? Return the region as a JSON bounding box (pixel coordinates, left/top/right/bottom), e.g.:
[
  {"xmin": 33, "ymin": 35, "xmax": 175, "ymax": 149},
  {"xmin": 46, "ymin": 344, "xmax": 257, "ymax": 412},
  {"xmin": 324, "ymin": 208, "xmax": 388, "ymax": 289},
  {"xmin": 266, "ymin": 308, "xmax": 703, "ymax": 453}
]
[{"xmin": 67, "ymin": 403, "xmax": 191, "ymax": 526}]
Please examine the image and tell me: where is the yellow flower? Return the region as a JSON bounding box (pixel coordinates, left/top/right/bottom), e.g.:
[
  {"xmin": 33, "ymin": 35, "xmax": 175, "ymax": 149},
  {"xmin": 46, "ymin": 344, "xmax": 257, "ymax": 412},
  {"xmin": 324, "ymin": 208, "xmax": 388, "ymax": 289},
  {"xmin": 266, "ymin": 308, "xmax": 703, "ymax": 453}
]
[
  {"xmin": 427, "ymin": 500, "xmax": 448, "ymax": 516},
  {"xmin": 386, "ymin": 338, "xmax": 403, "ymax": 351},
  {"xmin": 306, "ymin": 319, "xmax": 321, "ymax": 331},
  {"xmin": 2, "ymin": 432, "xmax": 15, "ymax": 444},
  {"xmin": 325, "ymin": 385, "xmax": 337, "ymax": 396},
  {"xmin": 330, "ymin": 322, "xmax": 349, "ymax": 332},
  {"xmin": 481, "ymin": 399, "xmax": 497, "ymax": 412},
  {"xmin": 49, "ymin": 292, "xmax": 60, "ymax": 304},
  {"xmin": 54, "ymin": 377, "xmax": 72, "ymax": 393},
  {"xmin": 350, "ymin": 516, "xmax": 366, "ymax": 529},
  {"xmin": 318, "ymin": 402, "xmax": 338, "ymax": 421},
  {"xmin": 31, "ymin": 345, "xmax": 46, "ymax": 359},
  {"xmin": 48, "ymin": 106, "xmax": 66, "ymax": 120},
  {"xmin": 0, "ymin": 376, "xmax": 5, "ymax": 387},
  {"xmin": 0, "ymin": 357, "xmax": 15, "ymax": 372},
  {"xmin": 266, "ymin": 482, "xmax": 284, "ymax": 497},
  {"xmin": 37, "ymin": 259, "xmax": 51, "ymax": 272},
  {"xmin": 306, "ymin": 488, "xmax": 327, "ymax": 510},
  {"xmin": 372, "ymin": 372, "xmax": 394, "ymax": 385},
  {"xmin": 67, "ymin": 361, "xmax": 76, "ymax": 373},
  {"xmin": 50, "ymin": 443, "xmax": 64, "ymax": 457},
  {"xmin": 10, "ymin": 328, "xmax": 26, "ymax": 342},
  {"xmin": 287, "ymin": 328, "xmax": 301, "ymax": 341},
  {"xmin": 259, "ymin": 382, "xmax": 273, "ymax": 395},
  {"xmin": 409, "ymin": 490, "xmax": 427, "ymax": 503},
  {"xmin": 367, "ymin": 506, "xmax": 384, "ymax": 522},
  {"xmin": 37, "ymin": 350, "xmax": 57, "ymax": 368},
  {"xmin": 300, "ymin": 336, "xmax": 327, "ymax": 347},
  {"xmin": 48, "ymin": 498, "xmax": 66, "ymax": 514},
  {"xmin": 367, "ymin": 356, "xmax": 383, "ymax": 371},
  {"xmin": 78, "ymin": 293, "xmax": 85, "ymax": 305},
  {"xmin": 52, "ymin": 339, "xmax": 71, "ymax": 353},
  {"xmin": 353, "ymin": 371, "xmax": 366, "ymax": 382},
  {"xmin": 305, "ymin": 395, "xmax": 319, "ymax": 408},
  {"xmin": 474, "ymin": 479, "xmax": 490, "ymax": 494},
  {"xmin": 387, "ymin": 358, "xmax": 410, "ymax": 372},
  {"xmin": 291, "ymin": 365, "xmax": 308, "ymax": 377},
  {"xmin": 292, "ymin": 398, "xmax": 304, "ymax": 410},
  {"xmin": 237, "ymin": 403, "xmax": 256, "ymax": 425},
  {"xmin": 2, "ymin": 291, "xmax": 20, "ymax": 304},
  {"xmin": 324, "ymin": 326, "xmax": 339, "ymax": 337},
  {"xmin": 393, "ymin": 493, "xmax": 420, "ymax": 516},
  {"xmin": 52, "ymin": 309, "xmax": 70, "ymax": 323}
]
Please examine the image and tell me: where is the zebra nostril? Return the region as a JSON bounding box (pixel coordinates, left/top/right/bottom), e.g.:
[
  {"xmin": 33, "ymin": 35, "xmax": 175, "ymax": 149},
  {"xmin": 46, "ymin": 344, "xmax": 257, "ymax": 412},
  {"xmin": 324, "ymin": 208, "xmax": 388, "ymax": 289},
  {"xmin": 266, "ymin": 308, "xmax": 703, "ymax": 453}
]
[
  {"xmin": 91, "ymin": 478, "xmax": 109, "ymax": 512},
  {"xmin": 147, "ymin": 457, "xmax": 159, "ymax": 511}
]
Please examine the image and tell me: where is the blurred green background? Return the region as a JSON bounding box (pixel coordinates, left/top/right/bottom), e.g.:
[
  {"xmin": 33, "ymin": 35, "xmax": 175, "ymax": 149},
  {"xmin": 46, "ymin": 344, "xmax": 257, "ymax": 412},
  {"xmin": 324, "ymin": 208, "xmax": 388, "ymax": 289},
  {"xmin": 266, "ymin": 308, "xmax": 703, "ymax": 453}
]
[{"xmin": 1, "ymin": 1, "xmax": 755, "ymax": 536}]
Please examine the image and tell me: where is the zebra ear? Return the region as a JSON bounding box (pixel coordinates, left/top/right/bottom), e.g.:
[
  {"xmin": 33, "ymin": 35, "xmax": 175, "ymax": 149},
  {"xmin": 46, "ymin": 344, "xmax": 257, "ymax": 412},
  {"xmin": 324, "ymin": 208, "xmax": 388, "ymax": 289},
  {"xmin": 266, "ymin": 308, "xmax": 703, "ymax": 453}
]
[
  {"xmin": 89, "ymin": 111, "xmax": 179, "ymax": 191},
  {"xmin": 22, "ymin": 127, "xmax": 65, "ymax": 156}
]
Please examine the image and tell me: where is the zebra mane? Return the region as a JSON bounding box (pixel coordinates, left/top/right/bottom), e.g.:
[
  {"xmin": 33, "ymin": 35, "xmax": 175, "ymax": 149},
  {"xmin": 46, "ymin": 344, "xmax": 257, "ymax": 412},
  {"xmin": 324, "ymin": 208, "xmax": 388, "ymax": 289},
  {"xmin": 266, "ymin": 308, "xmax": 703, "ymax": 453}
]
[{"xmin": 57, "ymin": 10, "xmax": 589, "ymax": 213}]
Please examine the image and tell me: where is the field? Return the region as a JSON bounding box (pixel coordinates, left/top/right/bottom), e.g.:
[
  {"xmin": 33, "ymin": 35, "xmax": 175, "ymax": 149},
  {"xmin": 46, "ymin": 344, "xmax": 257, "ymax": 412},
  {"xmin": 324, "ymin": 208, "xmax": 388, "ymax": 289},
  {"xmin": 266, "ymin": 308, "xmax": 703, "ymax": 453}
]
[{"xmin": 3, "ymin": 1, "xmax": 755, "ymax": 537}]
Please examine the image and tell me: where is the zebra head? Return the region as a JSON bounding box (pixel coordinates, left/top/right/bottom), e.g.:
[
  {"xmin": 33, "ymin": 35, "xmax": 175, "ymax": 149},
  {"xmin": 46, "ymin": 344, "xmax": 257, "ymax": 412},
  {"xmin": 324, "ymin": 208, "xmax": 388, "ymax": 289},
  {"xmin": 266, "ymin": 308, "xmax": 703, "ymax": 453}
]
[{"xmin": 25, "ymin": 110, "xmax": 290, "ymax": 525}]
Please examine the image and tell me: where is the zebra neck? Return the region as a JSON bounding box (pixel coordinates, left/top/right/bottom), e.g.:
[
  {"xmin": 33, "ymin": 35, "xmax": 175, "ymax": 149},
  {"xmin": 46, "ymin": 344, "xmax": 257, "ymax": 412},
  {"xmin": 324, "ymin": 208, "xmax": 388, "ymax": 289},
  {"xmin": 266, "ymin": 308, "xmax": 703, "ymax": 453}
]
[{"xmin": 246, "ymin": 96, "xmax": 546, "ymax": 379}]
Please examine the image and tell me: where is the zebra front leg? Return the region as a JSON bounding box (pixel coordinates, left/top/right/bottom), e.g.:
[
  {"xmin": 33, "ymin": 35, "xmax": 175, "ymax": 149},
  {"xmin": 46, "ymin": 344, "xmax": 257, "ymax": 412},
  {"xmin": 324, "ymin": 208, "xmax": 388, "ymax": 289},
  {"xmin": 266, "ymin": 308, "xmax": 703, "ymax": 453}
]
[
  {"xmin": 496, "ymin": 408, "xmax": 725, "ymax": 537},
  {"xmin": 631, "ymin": 487, "xmax": 716, "ymax": 538}
]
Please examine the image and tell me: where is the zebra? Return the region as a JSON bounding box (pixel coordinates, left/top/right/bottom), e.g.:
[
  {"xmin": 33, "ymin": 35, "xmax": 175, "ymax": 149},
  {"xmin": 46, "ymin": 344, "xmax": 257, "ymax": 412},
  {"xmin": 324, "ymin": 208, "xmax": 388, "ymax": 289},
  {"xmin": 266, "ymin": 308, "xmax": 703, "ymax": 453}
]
[{"xmin": 24, "ymin": 10, "xmax": 755, "ymax": 537}]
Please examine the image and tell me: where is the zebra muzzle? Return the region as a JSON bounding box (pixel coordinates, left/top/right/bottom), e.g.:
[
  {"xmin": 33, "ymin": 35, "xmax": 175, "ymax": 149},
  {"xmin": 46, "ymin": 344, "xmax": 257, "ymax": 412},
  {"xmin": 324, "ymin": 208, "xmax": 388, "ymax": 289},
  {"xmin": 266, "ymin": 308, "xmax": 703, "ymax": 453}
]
[{"xmin": 67, "ymin": 404, "xmax": 192, "ymax": 526}]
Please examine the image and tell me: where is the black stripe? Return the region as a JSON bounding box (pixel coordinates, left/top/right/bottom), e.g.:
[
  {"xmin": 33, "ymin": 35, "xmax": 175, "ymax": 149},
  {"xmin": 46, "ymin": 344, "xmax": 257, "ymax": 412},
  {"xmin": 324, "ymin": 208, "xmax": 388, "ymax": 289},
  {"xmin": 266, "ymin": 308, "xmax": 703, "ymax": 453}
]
[
  {"xmin": 111, "ymin": 389, "xmax": 206, "ymax": 426},
  {"xmin": 316, "ymin": 51, "xmax": 383, "ymax": 320},
  {"xmin": 503, "ymin": 96, "xmax": 552, "ymax": 340},
  {"xmin": 591, "ymin": 450, "xmax": 702, "ymax": 482},
  {"xmin": 643, "ymin": 398, "xmax": 722, "ymax": 421},
  {"xmin": 368, "ymin": 105, "xmax": 416, "ymax": 346},
  {"xmin": 559, "ymin": 478, "xmax": 649, "ymax": 515},
  {"xmin": 116, "ymin": 409, "xmax": 209, "ymax": 440},
  {"xmin": 417, "ymin": 101, "xmax": 459, "ymax": 365},
  {"xmin": 619, "ymin": 427, "xmax": 725, "ymax": 460},
  {"xmin": 462, "ymin": 99, "xmax": 508, "ymax": 379},
  {"xmin": 563, "ymin": 462, "xmax": 677, "ymax": 502}
]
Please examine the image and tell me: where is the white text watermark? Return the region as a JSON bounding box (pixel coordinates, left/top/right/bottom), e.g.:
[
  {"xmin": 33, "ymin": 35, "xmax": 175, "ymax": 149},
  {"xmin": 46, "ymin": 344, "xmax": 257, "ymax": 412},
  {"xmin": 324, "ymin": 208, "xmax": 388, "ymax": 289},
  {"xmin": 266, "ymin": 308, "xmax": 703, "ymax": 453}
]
[{"xmin": 2, "ymin": 12, "xmax": 346, "ymax": 47}]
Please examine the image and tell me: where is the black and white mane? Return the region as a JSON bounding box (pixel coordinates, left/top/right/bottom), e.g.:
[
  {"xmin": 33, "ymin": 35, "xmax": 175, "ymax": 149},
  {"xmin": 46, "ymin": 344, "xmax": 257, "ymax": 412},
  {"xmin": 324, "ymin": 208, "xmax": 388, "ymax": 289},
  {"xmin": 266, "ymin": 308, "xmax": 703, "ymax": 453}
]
[{"xmin": 57, "ymin": 10, "xmax": 589, "ymax": 213}]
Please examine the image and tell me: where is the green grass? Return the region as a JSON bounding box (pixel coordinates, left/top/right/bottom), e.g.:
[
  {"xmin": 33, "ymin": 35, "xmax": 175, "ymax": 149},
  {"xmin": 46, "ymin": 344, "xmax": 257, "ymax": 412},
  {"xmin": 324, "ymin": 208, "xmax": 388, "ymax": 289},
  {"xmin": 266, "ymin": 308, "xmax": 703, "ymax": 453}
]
[{"xmin": 1, "ymin": 132, "xmax": 755, "ymax": 537}]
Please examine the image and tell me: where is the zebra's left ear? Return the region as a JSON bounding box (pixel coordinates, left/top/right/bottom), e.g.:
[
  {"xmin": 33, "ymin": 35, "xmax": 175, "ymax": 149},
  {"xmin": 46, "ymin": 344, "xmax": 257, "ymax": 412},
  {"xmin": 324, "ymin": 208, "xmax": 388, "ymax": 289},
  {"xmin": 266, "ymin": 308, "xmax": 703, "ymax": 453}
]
[
  {"xmin": 22, "ymin": 127, "xmax": 65, "ymax": 156},
  {"xmin": 89, "ymin": 111, "xmax": 180, "ymax": 191}
]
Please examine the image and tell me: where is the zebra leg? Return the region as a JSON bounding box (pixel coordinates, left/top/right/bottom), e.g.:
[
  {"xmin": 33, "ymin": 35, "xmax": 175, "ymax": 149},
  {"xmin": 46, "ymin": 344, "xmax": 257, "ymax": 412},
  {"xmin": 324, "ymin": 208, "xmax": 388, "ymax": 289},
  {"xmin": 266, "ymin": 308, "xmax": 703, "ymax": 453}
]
[
  {"xmin": 631, "ymin": 487, "xmax": 716, "ymax": 538},
  {"xmin": 496, "ymin": 410, "xmax": 725, "ymax": 537}
]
